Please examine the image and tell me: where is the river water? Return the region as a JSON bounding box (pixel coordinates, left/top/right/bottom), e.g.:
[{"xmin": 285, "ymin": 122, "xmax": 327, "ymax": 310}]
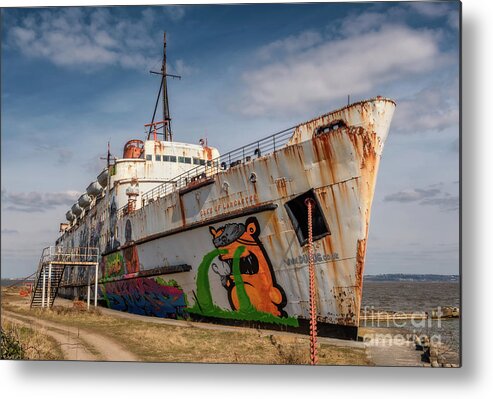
[{"xmin": 361, "ymin": 281, "xmax": 460, "ymax": 355}]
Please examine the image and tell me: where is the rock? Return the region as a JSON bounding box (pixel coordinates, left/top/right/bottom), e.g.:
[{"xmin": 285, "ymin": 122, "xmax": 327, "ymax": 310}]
[
  {"xmin": 431, "ymin": 360, "xmax": 440, "ymax": 368},
  {"xmin": 444, "ymin": 363, "xmax": 452, "ymax": 368},
  {"xmin": 451, "ymin": 363, "xmax": 460, "ymax": 368}
]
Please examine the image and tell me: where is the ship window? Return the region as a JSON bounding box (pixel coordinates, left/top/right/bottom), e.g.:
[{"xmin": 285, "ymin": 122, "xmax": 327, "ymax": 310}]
[
  {"xmin": 178, "ymin": 156, "xmax": 185, "ymax": 163},
  {"xmin": 315, "ymin": 120, "xmax": 347, "ymax": 136},
  {"xmin": 284, "ymin": 190, "xmax": 330, "ymax": 246},
  {"xmin": 207, "ymin": 160, "xmax": 212, "ymax": 167},
  {"xmin": 156, "ymin": 154, "xmax": 161, "ymax": 161},
  {"xmin": 163, "ymin": 155, "xmax": 169, "ymax": 162},
  {"xmin": 193, "ymin": 157, "xmax": 201, "ymax": 165},
  {"xmin": 169, "ymin": 155, "xmax": 177, "ymax": 162},
  {"xmin": 200, "ymin": 159, "xmax": 206, "ymax": 166},
  {"xmin": 146, "ymin": 154, "xmax": 152, "ymax": 161}
]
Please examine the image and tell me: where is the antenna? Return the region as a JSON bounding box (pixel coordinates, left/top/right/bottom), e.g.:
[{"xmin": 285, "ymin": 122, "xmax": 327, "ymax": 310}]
[{"xmin": 149, "ymin": 32, "xmax": 181, "ymax": 142}]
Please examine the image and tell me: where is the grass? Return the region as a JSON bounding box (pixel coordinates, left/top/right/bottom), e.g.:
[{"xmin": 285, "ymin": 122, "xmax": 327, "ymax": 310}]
[
  {"xmin": 2, "ymin": 288, "xmax": 371, "ymax": 365},
  {"xmin": 1, "ymin": 318, "xmax": 64, "ymax": 360}
]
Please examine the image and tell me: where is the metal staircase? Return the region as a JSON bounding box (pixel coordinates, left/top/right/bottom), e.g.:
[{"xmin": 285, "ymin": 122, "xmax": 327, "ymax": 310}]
[{"xmin": 30, "ymin": 246, "xmax": 99, "ymax": 309}]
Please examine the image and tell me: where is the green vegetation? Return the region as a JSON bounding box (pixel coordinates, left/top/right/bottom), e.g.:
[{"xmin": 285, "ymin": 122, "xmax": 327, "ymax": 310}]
[
  {"xmin": 1, "ymin": 326, "xmax": 25, "ymax": 359},
  {"xmin": 1, "ymin": 320, "xmax": 64, "ymax": 360}
]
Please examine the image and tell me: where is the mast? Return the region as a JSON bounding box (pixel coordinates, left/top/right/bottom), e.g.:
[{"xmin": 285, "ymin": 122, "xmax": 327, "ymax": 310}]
[
  {"xmin": 162, "ymin": 32, "xmax": 171, "ymax": 141},
  {"xmin": 149, "ymin": 32, "xmax": 181, "ymax": 142}
]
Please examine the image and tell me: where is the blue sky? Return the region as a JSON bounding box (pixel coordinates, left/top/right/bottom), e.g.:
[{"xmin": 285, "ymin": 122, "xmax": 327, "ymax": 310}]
[{"xmin": 1, "ymin": 2, "xmax": 460, "ymax": 278}]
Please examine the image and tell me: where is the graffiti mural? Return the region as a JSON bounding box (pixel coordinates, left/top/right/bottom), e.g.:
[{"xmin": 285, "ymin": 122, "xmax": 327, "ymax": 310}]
[
  {"xmin": 105, "ymin": 196, "xmax": 120, "ymax": 253},
  {"xmin": 102, "ymin": 252, "xmax": 124, "ymax": 278},
  {"xmin": 100, "ymin": 278, "xmax": 187, "ymax": 318},
  {"xmin": 123, "ymin": 219, "xmax": 140, "ymax": 274},
  {"xmin": 189, "ymin": 217, "xmax": 297, "ymax": 327},
  {"xmin": 90, "ymin": 220, "xmax": 103, "ymax": 248}
]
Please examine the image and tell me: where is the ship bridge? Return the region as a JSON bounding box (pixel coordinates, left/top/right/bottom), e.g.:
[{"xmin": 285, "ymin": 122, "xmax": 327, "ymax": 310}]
[{"xmin": 60, "ymin": 136, "xmax": 219, "ymax": 235}]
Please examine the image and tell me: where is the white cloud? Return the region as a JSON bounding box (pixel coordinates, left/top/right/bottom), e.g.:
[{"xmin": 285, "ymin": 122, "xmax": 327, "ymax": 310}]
[
  {"xmin": 2, "ymin": 189, "xmax": 80, "ymax": 212},
  {"xmin": 384, "ymin": 188, "xmax": 441, "ymax": 203},
  {"xmin": 165, "ymin": 6, "xmax": 186, "ymax": 22},
  {"xmin": 256, "ymin": 31, "xmax": 323, "ymax": 60},
  {"xmin": 336, "ymin": 11, "xmax": 388, "ymax": 37},
  {"xmin": 407, "ymin": 2, "xmax": 460, "ymax": 30},
  {"xmin": 5, "ymin": 7, "xmax": 186, "ymax": 70},
  {"xmin": 384, "ymin": 185, "xmax": 459, "ymax": 212},
  {"xmin": 408, "ymin": 2, "xmax": 454, "ymax": 19},
  {"xmin": 171, "ymin": 59, "xmax": 197, "ymax": 76},
  {"xmin": 392, "ymin": 78, "xmax": 459, "ymax": 134},
  {"xmin": 236, "ymin": 24, "xmax": 450, "ymax": 116}
]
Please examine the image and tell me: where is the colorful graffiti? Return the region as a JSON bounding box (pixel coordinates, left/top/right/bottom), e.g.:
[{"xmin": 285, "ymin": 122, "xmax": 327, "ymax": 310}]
[
  {"xmin": 100, "ymin": 278, "xmax": 187, "ymax": 318},
  {"xmin": 189, "ymin": 217, "xmax": 297, "ymax": 327},
  {"xmin": 102, "ymin": 252, "xmax": 124, "ymax": 278}
]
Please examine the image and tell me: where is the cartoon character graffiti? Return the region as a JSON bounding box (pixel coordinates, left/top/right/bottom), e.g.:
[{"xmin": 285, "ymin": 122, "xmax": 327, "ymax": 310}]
[{"xmin": 209, "ymin": 217, "xmax": 287, "ymax": 317}]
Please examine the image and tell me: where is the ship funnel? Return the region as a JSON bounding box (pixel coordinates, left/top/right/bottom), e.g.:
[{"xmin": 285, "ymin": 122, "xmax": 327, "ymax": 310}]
[
  {"xmin": 86, "ymin": 181, "xmax": 103, "ymax": 197},
  {"xmin": 97, "ymin": 168, "xmax": 109, "ymax": 187},
  {"xmin": 71, "ymin": 203, "xmax": 83, "ymax": 216},
  {"xmin": 66, "ymin": 210, "xmax": 75, "ymax": 222},
  {"xmin": 78, "ymin": 193, "xmax": 92, "ymax": 209}
]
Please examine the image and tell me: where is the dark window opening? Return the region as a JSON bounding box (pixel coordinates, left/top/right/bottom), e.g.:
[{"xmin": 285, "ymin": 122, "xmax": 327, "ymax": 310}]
[
  {"xmin": 155, "ymin": 154, "xmax": 161, "ymax": 161},
  {"xmin": 163, "ymin": 155, "xmax": 170, "ymax": 162},
  {"xmin": 184, "ymin": 157, "xmax": 192, "ymax": 164},
  {"xmin": 284, "ymin": 190, "xmax": 330, "ymax": 246},
  {"xmin": 315, "ymin": 120, "xmax": 347, "ymax": 136},
  {"xmin": 200, "ymin": 159, "xmax": 206, "ymax": 166},
  {"xmin": 169, "ymin": 155, "xmax": 177, "ymax": 162},
  {"xmin": 193, "ymin": 157, "xmax": 201, "ymax": 165},
  {"xmin": 146, "ymin": 154, "xmax": 152, "ymax": 161}
]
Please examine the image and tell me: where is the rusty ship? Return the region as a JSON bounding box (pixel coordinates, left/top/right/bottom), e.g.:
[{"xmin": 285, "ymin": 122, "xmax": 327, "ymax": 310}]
[{"xmin": 34, "ymin": 34, "xmax": 396, "ymax": 339}]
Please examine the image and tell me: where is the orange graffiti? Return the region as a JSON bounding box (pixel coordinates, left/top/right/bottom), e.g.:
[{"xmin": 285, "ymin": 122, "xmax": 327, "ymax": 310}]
[{"xmin": 209, "ymin": 217, "xmax": 286, "ymax": 317}]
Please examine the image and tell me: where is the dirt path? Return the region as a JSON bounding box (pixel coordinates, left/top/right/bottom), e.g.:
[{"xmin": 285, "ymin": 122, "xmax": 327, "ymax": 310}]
[{"xmin": 2, "ymin": 310, "xmax": 138, "ymax": 362}]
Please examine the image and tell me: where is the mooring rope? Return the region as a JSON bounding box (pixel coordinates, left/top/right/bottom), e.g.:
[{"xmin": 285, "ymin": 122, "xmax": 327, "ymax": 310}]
[{"xmin": 305, "ymin": 198, "xmax": 318, "ymax": 365}]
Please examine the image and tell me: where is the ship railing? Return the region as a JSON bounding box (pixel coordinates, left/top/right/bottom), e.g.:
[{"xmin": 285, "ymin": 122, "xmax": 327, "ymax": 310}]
[
  {"xmin": 38, "ymin": 246, "xmax": 100, "ymax": 265},
  {"xmin": 136, "ymin": 125, "xmax": 296, "ymax": 209}
]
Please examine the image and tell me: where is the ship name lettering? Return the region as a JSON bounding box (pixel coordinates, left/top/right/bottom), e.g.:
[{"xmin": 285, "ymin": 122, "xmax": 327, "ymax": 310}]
[
  {"xmin": 284, "ymin": 252, "xmax": 339, "ymax": 266},
  {"xmin": 200, "ymin": 194, "xmax": 259, "ymax": 218}
]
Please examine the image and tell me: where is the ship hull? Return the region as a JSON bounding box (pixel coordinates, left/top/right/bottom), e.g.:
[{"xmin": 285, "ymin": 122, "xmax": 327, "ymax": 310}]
[{"xmin": 58, "ymin": 98, "xmax": 395, "ymax": 340}]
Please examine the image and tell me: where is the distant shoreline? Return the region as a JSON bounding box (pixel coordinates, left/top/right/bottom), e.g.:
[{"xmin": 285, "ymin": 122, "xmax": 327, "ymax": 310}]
[
  {"xmin": 2, "ymin": 274, "xmax": 460, "ymax": 286},
  {"xmin": 364, "ymin": 274, "xmax": 459, "ymax": 282}
]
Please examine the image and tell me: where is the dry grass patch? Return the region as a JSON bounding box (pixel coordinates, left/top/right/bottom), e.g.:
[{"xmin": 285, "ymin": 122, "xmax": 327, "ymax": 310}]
[
  {"xmin": 1, "ymin": 318, "xmax": 64, "ymax": 360},
  {"xmin": 2, "ymin": 290, "xmax": 371, "ymax": 365}
]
